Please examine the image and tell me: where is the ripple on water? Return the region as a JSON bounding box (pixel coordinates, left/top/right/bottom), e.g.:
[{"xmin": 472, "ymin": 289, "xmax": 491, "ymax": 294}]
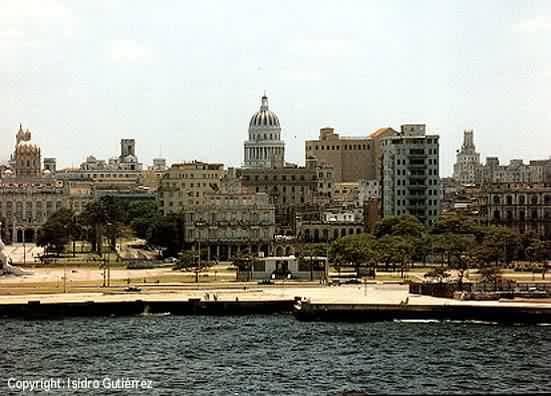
[{"xmin": 1, "ymin": 316, "xmax": 550, "ymax": 395}]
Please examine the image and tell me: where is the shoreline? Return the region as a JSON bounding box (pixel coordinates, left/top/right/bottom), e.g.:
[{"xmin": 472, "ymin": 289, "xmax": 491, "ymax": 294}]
[{"xmin": 2, "ymin": 284, "xmax": 551, "ymax": 322}]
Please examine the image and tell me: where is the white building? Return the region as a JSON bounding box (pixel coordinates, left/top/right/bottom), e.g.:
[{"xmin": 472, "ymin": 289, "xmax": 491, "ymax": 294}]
[
  {"xmin": 238, "ymin": 255, "xmax": 328, "ymax": 281},
  {"xmin": 243, "ymin": 94, "xmax": 285, "ymax": 169},
  {"xmin": 453, "ymin": 129, "xmax": 481, "ymax": 185}
]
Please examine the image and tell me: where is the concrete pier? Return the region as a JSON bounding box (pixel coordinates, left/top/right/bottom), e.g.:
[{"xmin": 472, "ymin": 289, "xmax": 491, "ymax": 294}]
[
  {"xmin": 293, "ymin": 302, "xmax": 551, "ymax": 323},
  {"xmin": 0, "ymin": 299, "xmax": 296, "ymax": 319}
]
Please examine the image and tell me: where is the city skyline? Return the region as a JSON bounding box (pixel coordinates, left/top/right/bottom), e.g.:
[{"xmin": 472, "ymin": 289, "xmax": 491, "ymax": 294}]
[{"xmin": 2, "ymin": 0, "xmax": 551, "ymax": 175}]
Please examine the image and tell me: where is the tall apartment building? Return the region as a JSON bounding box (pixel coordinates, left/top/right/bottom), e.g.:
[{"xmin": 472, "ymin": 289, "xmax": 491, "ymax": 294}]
[
  {"xmin": 382, "ymin": 124, "xmax": 440, "ymax": 225},
  {"xmin": 304, "ymin": 127, "xmax": 397, "ymax": 183},
  {"xmin": 453, "ymin": 129, "xmax": 481, "ymax": 185},
  {"xmin": 159, "ymin": 161, "xmax": 225, "ymax": 215}
]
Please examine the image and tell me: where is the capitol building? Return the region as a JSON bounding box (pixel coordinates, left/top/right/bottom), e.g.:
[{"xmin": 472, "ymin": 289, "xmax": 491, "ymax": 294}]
[{"xmin": 243, "ymin": 94, "xmax": 285, "ymax": 168}]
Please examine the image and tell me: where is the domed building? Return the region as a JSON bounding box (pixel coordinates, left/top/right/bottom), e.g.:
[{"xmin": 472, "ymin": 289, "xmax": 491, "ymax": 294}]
[
  {"xmin": 12, "ymin": 124, "xmax": 42, "ymax": 178},
  {"xmin": 243, "ymin": 94, "xmax": 285, "ymax": 168}
]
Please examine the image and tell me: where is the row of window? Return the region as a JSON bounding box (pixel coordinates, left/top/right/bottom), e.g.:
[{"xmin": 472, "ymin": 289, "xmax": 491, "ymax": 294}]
[
  {"xmin": 0, "ymin": 201, "xmax": 63, "ymax": 209},
  {"xmin": 491, "ymin": 194, "xmax": 551, "ymax": 205},
  {"xmin": 493, "ymin": 209, "xmax": 551, "ymax": 221},
  {"xmin": 308, "ymin": 143, "xmax": 371, "ymax": 151},
  {"xmin": 169, "ymin": 172, "xmax": 221, "ymax": 179},
  {"xmin": 244, "ymin": 174, "xmax": 314, "ymax": 182},
  {"xmin": 161, "ymin": 181, "xmax": 219, "ymax": 189}
]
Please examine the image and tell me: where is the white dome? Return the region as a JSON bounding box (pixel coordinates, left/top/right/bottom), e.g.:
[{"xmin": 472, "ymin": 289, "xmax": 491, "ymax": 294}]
[{"xmin": 249, "ymin": 95, "xmax": 280, "ymax": 128}]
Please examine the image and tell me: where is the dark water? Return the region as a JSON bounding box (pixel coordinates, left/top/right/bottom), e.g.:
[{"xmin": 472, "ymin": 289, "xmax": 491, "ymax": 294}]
[{"xmin": 1, "ymin": 315, "xmax": 550, "ymax": 395}]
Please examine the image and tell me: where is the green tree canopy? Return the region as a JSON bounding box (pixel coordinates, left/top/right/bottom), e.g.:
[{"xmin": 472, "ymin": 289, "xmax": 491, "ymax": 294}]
[
  {"xmin": 374, "ymin": 215, "xmax": 426, "ymax": 239},
  {"xmin": 37, "ymin": 208, "xmax": 76, "ymax": 255},
  {"xmin": 330, "ymin": 233, "xmax": 375, "ymax": 275}
]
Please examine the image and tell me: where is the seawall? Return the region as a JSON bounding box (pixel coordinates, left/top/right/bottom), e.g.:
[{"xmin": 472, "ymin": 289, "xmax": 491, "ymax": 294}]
[
  {"xmin": 0, "ymin": 299, "xmax": 296, "ymax": 319},
  {"xmin": 293, "ymin": 302, "xmax": 551, "ymax": 323}
]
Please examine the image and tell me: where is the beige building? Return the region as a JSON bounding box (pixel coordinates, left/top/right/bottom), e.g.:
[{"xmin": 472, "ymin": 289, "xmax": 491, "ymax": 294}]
[
  {"xmin": 0, "ymin": 125, "xmax": 80, "ymax": 243},
  {"xmin": 182, "ymin": 191, "xmax": 276, "ymax": 260},
  {"xmin": 159, "ymin": 161, "xmax": 225, "ymax": 215},
  {"xmin": 305, "ymin": 127, "xmax": 397, "ymax": 182},
  {"xmin": 236, "ymin": 157, "xmax": 335, "ymax": 232},
  {"xmin": 480, "ymin": 158, "xmax": 545, "ymax": 185},
  {"xmin": 297, "ymin": 206, "xmax": 365, "ymax": 243},
  {"xmin": 0, "ymin": 180, "xmax": 94, "ymax": 244},
  {"xmin": 479, "ymin": 185, "xmax": 551, "ymax": 238}
]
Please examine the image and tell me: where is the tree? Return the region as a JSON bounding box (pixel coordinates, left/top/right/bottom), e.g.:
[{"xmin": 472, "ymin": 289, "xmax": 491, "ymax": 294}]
[
  {"xmin": 37, "ymin": 208, "xmax": 76, "ymax": 255},
  {"xmin": 526, "ymin": 238, "xmax": 546, "ymax": 278},
  {"xmin": 373, "ymin": 235, "xmax": 414, "ymax": 278},
  {"xmin": 431, "ymin": 213, "xmax": 476, "ymax": 235},
  {"xmin": 127, "ymin": 200, "xmax": 159, "ymax": 239},
  {"xmin": 447, "ymin": 234, "xmax": 476, "ymax": 290},
  {"xmin": 374, "ymin": 215, "xmax": 427, "ymax": 268},
  {"xmin": 146, "ymin": 213, "xmax": 185, "ymax": 257},
  {"xmin": 473, "ymin": 225, "xmax": 519, "ymax": 267},
  {"xmin": 81, "ymin": 196, "xmax": 126, "ymax": 255},
  {"xmin": 329, "ymin": 233, "xmax": 375, "ymax": 277},
  {"xmin": 374, "ymin": 215, "xmax": 426, "ymax": 239}
]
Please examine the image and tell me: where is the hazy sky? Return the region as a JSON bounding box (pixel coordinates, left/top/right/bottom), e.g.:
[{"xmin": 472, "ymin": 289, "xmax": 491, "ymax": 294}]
[{"xmin": 1, "ymin": 0, "xmax": 550, "ymax": 176}]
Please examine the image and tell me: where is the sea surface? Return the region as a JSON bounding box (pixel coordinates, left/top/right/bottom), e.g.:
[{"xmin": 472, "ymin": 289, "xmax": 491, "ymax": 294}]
[{"xmin": 1, "ymin": 315, "xmax": 550, "ymax": 395}]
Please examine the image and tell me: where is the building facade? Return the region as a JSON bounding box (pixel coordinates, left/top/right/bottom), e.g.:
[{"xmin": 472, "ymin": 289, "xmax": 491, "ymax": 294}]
[
  {"xmin": 243, "ymin": 94, "xmax": 285, "ymax": 169},
  {"xmin": 453, "ymin": 129, "xmax": 481, "ymax": 185},
  {"xmin": 479, "ymin": 185, "xmax": 551, "ymax": 239},
  {"xmin": 480, "ymin": 158, "xmax": 545, "ymax": 185},
  {"xmin": 305, "ymin": 127, "xmax": 397, "ymax": 183},
  {"xmin": 236, "ymin": 157, "xmax": 335, "ymax": 232},
  {"xmin": 56, "ymin": 139, "xmax": 144, "ymax": 186},
  {"xmin": 159, "ymin": 161, "xmax": 225, "ymax": 215},
  {"xmin": 382, "ymin": 124, "xmax": 440, "ymax": 225},
  {"xmin": 0, "ymin": 125, "xmax": 78, "ymax": 243},
  {"xmin": 182, "ymin": 192, "xmax": 276, "ymax": 260}
]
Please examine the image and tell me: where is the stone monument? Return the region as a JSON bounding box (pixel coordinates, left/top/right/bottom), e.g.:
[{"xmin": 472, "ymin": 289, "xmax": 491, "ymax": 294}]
[{"xmin": 0, "ymin": 222, "xmax": 31, "ymax": 276}]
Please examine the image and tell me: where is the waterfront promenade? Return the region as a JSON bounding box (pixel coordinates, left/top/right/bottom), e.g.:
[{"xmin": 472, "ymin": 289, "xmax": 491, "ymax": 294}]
[{"xmin": 1, "ymin": 283, "xmax": 551, "ymax": 308}]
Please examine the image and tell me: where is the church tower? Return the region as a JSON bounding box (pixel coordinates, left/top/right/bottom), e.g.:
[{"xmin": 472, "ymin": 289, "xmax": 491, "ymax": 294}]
[{"xmin": 12, "ymin": 124, "xmax": 42, "ymax": 178}]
